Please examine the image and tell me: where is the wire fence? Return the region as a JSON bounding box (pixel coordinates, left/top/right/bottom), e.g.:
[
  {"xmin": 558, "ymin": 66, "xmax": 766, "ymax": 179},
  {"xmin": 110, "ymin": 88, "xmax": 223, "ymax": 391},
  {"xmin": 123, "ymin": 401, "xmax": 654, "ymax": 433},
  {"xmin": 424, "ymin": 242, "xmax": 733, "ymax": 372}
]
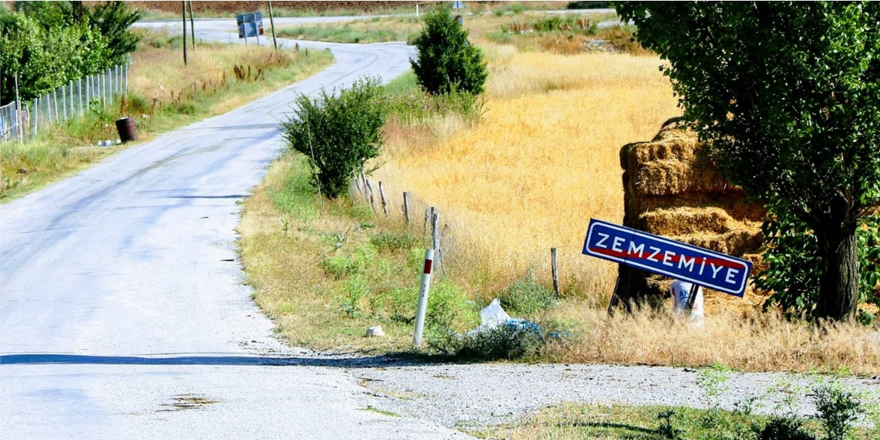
[{"xmin": 0, "ymin": 63, "xmax": 130, "ymax": 143}]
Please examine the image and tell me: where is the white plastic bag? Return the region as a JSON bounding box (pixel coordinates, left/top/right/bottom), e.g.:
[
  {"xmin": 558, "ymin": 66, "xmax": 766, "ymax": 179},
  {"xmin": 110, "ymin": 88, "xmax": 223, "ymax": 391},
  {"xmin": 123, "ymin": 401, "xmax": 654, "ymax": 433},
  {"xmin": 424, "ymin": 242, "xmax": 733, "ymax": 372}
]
[
  {"xmin": 669, "ymin": 280, "xmax": 704, "ymax": 322},
  {"xmin": 479, "ymin": 298, "xmax": 510, "ymax": 329}
]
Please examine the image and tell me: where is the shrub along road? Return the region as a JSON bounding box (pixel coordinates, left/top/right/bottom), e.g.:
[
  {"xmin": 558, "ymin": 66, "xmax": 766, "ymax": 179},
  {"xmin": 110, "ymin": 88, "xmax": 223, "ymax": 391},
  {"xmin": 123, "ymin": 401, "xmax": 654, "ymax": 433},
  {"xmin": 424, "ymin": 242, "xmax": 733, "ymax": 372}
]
[{"xmin": 0, "ymin": 18, "xmax": 472, "ymax": 440}]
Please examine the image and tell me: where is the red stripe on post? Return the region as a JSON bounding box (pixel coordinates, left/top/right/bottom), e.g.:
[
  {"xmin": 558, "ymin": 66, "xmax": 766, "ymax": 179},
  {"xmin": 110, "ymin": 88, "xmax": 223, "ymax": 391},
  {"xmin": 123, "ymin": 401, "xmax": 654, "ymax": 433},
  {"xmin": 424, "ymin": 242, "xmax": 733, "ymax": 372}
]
[{"xmin": 423, "ymin": 259, "xmax": 433, "ymax": 274}]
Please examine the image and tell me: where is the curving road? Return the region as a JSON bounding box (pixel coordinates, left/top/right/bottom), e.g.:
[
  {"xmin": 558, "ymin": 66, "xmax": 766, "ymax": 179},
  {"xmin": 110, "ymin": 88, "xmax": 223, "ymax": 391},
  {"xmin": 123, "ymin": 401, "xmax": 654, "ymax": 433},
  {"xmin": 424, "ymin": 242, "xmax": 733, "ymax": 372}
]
[{"xmin": 1, "ymin": 19, "xmax": 470, "ymax": 439}]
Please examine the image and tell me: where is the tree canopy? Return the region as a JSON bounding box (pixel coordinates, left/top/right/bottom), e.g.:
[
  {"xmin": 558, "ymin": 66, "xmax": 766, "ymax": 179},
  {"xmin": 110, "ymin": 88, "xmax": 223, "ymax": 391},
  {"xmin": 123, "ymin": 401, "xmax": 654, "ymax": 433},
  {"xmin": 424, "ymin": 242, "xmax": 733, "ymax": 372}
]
[
  {"xmin": 616, "ymin": 2, "xmax": 880, "ymax": 320},
  {"xmin": 410, "ymin": 7, "xmax": 488, "ymax": 95},
  {"xmin": 1, "ymin": 1, "xmax": 141, "ymax": 105}
]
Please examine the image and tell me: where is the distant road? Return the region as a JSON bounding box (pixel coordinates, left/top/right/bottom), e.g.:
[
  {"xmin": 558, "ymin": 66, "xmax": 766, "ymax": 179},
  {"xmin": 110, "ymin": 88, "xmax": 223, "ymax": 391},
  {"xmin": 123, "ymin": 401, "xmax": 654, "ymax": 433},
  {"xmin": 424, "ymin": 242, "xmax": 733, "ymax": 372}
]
[{"xmin": 1, "ymin": 18, "xmax": 469, "ymax": 440}]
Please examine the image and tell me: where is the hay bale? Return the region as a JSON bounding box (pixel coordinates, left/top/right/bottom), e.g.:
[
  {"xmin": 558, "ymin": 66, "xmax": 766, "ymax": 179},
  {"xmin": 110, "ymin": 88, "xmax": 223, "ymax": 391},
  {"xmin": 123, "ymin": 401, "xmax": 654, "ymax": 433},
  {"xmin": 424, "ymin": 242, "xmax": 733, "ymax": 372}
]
[
  {"xmin": 641, "ymin": 207, "xmax": 733, "ymax": 236},
  {"xmin": 617, "ymin": 124, "xmax": 769, "ymax": 309}
]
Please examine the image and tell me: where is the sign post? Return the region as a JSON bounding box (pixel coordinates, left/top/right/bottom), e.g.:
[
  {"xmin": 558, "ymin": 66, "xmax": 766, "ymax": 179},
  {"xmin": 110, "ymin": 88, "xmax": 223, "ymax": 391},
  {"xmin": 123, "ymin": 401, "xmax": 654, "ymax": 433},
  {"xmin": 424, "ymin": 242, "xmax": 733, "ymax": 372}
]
[{"xmin": 582, "ymin": 218, "xmax": 752, "ymax": 313}]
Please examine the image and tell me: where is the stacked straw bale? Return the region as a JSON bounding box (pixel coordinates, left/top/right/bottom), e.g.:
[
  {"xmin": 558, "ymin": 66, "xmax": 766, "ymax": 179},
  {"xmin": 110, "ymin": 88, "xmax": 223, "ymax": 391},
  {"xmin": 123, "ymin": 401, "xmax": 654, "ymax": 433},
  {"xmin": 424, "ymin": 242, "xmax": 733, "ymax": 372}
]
[{"xmin": 617, "ymin": 118, "xmax": 768, "ymax": 312}]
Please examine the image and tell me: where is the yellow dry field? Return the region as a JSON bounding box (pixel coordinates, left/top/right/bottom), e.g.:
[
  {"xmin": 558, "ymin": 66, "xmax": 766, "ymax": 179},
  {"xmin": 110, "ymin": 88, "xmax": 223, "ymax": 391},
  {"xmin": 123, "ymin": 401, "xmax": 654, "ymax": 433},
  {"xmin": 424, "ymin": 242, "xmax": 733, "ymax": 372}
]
[
  {"xmin": 374, "ymin": 47, "xmax": 679, "ymax": 297},
  {"xmin": 370, "ymin": 45, "xmax": 880, "ymax": 374}
]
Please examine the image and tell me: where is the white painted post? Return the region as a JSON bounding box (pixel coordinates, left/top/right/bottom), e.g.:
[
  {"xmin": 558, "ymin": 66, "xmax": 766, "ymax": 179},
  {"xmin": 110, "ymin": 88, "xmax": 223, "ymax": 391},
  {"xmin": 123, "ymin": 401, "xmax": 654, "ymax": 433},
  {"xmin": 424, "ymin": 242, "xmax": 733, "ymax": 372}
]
[
  {"xmin": 412, "ymin": 248, "xmax": 435, "ymax": 348},
  {"xmin": 78, "ymin": 78, "xmax": 83, "ymax": 116},
  {"xmin": 69, "ymin": 80, "xmax": 74, "ymax": 117},
  {"xmin": 416, "ymin": 4, "xmax": 419, "ymax": 17}
]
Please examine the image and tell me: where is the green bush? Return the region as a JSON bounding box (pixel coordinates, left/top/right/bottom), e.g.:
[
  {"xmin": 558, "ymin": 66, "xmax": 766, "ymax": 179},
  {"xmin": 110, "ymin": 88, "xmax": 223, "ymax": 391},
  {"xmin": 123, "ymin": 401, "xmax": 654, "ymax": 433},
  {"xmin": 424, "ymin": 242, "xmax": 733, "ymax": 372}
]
[
  {"xmin": 813, "ymin": 383, "xmax": 861, "ymax": 440},
  {"xmin": 370, "ymin": 231, "xmax": 420, "ymax": 252},
  {"xmin": 410, "ymin": 7, "xmax": 488, "ymax": 95},
  {"xmin": 281, "ymin": 77, "xmax": 386, "ymax": 198},
  {"xmin": 499, "ymin": 275, "xmax": 556, "ymax": 316},
  {"xmin": 756, "ymin": 208, "xmax": 880, "ymax": 319},
  {"xmin": 756, "ymin": 417, "xmax": 816, "ymax": 440},
  {"xmin": 429, "ymin": 321, "xmax": 545, "ymax": 360},
  {"xmin": 321, "ymin": 255, "xmax": 364, "ymax": 279},
  {"xmin": 383, "ymin": 87, "xmax": 481, "ymax": 124},
  {"xmin": 427, "ymin": 281, "xmax": 473, "ymax": 329}
]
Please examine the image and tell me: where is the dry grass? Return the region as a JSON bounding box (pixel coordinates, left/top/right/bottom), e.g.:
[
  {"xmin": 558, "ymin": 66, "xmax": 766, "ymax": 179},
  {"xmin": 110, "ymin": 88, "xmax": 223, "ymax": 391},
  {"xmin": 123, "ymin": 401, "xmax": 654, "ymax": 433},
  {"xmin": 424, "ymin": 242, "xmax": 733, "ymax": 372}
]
[
  {"xmin": 236, "ymin": 30, "xmax": 880, "ymax": 373},
  {"xmin": 1, "ymin": 30, "xmax": 333, "ymax": 201},
  {"xmin": 369, "ymin": 45, "xmax": 880, "ymax": 373},
  {"xmin": 373, "ymin": 48, "xmax": 679, "ymax": 297},
  {"xmin": 129, "ymin": 29, "xmax": 333, "ymax": 119},
  {"xmin": 547, "ymin": 307, "xmax": 880, "ymax": 375}
]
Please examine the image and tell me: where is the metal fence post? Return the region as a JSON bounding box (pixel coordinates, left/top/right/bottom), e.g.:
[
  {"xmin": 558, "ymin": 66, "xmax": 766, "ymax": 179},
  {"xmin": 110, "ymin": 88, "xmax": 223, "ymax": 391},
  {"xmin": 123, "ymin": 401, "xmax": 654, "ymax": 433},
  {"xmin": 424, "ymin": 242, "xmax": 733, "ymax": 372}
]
[
  {"xmin": 78, "ymin": 79, "xmax": 83, "ymax": 116},
  {"xmin": 53, "ymin": 89, "xmax": 59, "ymax": 121},
  {"xmin": 111, "ymin": 68, "xmax": 115, "ymax": 100},
  {"xmin": 33, "ymin": 100, "xmax": 38, "ymax": 138}
]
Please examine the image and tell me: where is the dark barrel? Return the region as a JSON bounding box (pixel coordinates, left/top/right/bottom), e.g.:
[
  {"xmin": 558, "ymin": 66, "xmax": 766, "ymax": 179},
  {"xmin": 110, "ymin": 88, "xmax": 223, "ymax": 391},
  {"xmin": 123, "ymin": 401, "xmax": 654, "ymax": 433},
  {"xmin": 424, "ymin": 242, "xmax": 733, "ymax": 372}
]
[{"xmin": 115, "ymin": 117, "xmax": 138, "ymax": 143}]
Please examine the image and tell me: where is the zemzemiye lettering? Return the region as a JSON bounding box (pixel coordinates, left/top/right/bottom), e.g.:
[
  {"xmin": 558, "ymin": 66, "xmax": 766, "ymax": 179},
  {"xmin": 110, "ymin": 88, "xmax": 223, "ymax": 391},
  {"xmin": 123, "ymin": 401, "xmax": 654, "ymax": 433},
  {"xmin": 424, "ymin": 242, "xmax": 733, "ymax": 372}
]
[{"xmin": 591, "ymin": 232, "xmax": 742, "ymax": 285}]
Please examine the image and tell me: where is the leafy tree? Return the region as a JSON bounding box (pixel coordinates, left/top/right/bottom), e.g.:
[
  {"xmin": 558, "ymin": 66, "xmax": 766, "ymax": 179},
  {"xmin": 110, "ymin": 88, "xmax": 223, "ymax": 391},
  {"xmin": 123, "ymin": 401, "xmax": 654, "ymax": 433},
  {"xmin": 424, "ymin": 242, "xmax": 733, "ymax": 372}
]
[
  {"xmin": 757, "ymin": 207, "xmax": 880, "ymax": 319},
  {"xmin": 617, "ymin": 2, "xmax": 880, "ymax": 320},
  {"xmin": 281, "ymin": 78, "xmax": 386, "ymax": 199},
  {"xmin": 1, "ymin": 12, "xmax": 109, "ymax": 104},
  {"xmin": 410, "ymin": 7, "xmax": 488, "ymax": 95},
  {"xmin": 86, "ymin": 2, "xmax": 142, "ymax": 66},
  {"xmin": 1, "ymin": 1, "xmax": 139, "ymax": 105}
]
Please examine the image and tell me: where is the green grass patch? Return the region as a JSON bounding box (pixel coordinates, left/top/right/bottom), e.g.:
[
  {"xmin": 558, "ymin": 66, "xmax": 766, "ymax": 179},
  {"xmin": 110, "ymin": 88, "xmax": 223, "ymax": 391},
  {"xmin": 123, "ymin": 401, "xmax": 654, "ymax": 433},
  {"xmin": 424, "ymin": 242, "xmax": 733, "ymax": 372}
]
[
  {"xmin": 478, "ymin": 401, "xmax": 879, "ymax": 440},
  {"xmin": 239, "ymin": 152, "xmax": 480, "ymax": 353},
  {"xmin": 360, "ymin": 405, "xmax": 401, "ymax": 418},
  {"xmin": 383, "ymin": 71, "xmax": 419, "ymax": 96},
  {"xmin": 276, "ymin": 16, "xmax": 422, "ymax": 44}
]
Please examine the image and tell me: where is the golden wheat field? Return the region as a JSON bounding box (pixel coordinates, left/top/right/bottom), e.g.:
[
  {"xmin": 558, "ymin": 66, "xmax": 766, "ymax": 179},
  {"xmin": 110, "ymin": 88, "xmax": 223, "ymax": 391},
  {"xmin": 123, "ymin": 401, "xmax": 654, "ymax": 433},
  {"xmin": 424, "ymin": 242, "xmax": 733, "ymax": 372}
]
[
  {"xmin": 374, "ymin": 46, "xmax": 681, "ymax": 297},
  {"xmin": 368, "ymin": 45, "xmax": 880, "ymax": 374},
  {"xmin": 238, "ymin": 35, "xmax": 879, "ymax": 373}
]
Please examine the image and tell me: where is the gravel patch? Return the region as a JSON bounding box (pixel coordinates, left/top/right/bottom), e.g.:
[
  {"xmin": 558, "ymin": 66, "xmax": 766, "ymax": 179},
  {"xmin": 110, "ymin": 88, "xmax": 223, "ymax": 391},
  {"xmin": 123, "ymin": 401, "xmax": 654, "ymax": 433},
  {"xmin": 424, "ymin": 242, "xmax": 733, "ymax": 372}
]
[{"xmin": 350, "ymin": 363, "xmax": 880, "ymax": 430}]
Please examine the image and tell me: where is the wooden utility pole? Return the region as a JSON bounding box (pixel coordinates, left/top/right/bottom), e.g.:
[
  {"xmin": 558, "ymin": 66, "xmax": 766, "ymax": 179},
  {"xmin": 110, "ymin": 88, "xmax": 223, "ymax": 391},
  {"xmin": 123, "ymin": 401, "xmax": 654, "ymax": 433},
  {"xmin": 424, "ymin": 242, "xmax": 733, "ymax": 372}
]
[
  {"xmin": 182, "ymin": 2, "xmax": 188, "ymax": 66},
  {"xmin": 268, "ymin": 1, "xmax": 278, "ymax": 52},
  {"xmin": 188, "ymin": 0, "xmax": 196, "ymax": 50}
]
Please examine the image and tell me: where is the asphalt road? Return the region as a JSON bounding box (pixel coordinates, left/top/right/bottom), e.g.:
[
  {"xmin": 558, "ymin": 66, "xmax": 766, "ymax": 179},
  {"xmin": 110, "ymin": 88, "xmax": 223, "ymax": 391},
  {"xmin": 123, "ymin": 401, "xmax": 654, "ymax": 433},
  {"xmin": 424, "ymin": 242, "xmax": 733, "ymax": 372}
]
[{"xmin": 1, "ymin": 18, "xmax": 470, "ymax": 439}]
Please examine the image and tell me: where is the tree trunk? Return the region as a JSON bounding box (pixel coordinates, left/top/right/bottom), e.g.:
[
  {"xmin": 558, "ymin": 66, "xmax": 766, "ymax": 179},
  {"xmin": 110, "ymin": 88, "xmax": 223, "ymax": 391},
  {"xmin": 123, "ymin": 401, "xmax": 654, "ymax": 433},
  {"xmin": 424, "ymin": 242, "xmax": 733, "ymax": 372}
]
[{"xmin": 815, "ymin": 227, "xmax": 859, "ymax": 320}]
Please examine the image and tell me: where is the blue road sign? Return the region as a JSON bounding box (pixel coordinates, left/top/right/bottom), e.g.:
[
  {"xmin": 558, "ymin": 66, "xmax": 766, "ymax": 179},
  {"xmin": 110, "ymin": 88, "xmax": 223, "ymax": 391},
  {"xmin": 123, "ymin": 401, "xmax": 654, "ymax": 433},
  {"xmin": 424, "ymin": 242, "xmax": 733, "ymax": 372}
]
[
  {"xmin": 582, "ymin": 218, "xmax": 752, "ymax": 297},
  {"xmin": 453, "ymin": 1, "xmax": 464, "ymax": 10},
  {"xmin": 237, "ymin": 12, "xmax": 264, "ymax": 39}
]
